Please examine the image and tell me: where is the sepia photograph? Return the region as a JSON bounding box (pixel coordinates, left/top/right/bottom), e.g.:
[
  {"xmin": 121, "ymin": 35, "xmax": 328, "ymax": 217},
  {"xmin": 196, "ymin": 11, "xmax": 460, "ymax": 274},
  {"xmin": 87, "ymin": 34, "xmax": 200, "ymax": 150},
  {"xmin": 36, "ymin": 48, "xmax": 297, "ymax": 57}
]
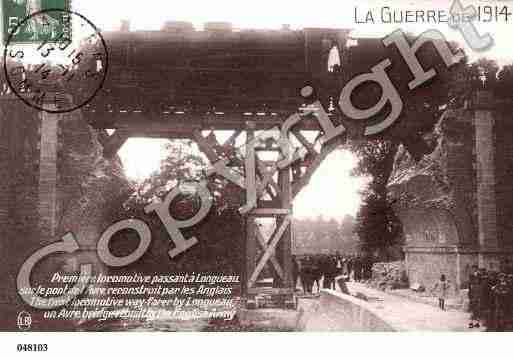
[{"xmin": 1, "ymin": 0, "xmax": 513, "ymax": 356}]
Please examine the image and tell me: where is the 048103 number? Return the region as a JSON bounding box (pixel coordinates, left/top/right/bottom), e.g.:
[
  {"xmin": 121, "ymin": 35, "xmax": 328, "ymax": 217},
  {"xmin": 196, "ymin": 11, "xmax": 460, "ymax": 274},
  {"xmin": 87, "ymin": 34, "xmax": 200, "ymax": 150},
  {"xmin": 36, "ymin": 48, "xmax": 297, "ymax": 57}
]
[{"xmin": 16, "ymin": 344, "xmax": 48, "ymax": 352}]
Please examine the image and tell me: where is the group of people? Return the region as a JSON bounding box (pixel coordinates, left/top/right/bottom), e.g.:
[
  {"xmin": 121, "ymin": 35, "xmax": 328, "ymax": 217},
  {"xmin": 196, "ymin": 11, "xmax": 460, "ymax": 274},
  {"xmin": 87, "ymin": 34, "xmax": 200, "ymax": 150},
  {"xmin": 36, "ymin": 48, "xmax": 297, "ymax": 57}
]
[
  {"xmin": 468, "ymin": 264, "xmax": 513, "ymax": 331},
  {"xmin": 291, "ymin": 254, "xmax": 377, "ymax": 294},
  {"xmin": 294, "ymin": 254, "xmax": 513, "ymax": 331},
  {"xmin": 343, "ymin": 254, "xmax": 376, "ymax": 282}
]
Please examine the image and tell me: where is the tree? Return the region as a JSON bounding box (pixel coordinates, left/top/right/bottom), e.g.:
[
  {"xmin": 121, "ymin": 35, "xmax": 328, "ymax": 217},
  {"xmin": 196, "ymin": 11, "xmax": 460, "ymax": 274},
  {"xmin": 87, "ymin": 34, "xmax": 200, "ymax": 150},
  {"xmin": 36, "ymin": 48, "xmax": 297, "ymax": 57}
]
[
  {"xmin": 339, "ymin": 35, "xmax": 467, "ymax": 160},
  {"xmin": 350, "ymin": 139, "xmax": 402, "ymax": 256},
  {"xmin": 339, "ymin": 214, "xmax": 355, "ymax": 238},
  {"xmin": 344, "ymin": 36, "xmax": 471, "ymax": 257},
  {"xmin": 354, "ymin": 190, "xmax": 402, "ymax": 257},
  {"xmin": 111, "ymin": 140, "xmax": 245, "ymax": 276}
]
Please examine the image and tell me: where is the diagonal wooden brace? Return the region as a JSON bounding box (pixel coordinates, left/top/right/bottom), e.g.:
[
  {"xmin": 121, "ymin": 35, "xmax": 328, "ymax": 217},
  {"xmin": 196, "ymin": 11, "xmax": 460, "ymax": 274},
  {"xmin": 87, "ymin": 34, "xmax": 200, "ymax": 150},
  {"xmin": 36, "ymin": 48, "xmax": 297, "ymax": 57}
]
[
  {"xmin": 256, "ymin": 162, "xmax": 280, "ymax": 199},
  {"xmin": 193, "ymin": 129, "xmax": 220, "ymax": 163},
  {"xmin": 255, "ymin": 225, "xmax": 285, "ymax": 281},
  {"xmin": 248, "ymin": 215, "xmax": 291, "ymax": 288},
  {"xmin": 103, "ymin": 129, "xmax": 131, "ymax": 158},
  {"xmin": 292, "ymin": 129, "xmax": 318, "ymax": 156},
  {"xmin": 195, "ymin": 129, "xmax": 279, "ymax": 201},
  {"xmin": 292, "ymin": 135, "xmax": 345, "ymax": 198}
]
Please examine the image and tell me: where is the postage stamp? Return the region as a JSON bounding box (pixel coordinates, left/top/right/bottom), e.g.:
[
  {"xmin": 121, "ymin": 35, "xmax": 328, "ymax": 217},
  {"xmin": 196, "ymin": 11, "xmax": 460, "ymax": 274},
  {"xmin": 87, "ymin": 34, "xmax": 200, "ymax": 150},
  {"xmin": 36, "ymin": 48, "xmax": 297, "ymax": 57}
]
[{"xmin": 1, "ymin": 0, "xmax": 72, "ymax": 44}]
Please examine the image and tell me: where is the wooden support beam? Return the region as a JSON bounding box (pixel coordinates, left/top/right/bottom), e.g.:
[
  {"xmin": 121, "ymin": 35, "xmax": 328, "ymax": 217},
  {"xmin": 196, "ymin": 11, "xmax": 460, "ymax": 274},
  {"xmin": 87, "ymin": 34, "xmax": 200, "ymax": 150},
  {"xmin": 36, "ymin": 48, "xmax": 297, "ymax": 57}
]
[
  {"xmin": 292, "ymin": 137, "xmax": 345, "ymax": 198},
  {"xmin": 194, "ymin": 128, "xmax": 277, "ymax": 202},
  {"xmin": 245, "ymin": 216, "xmax": 258, "ymax": 298},
  {"xmin": 278, "ymin": 165, "xmax": 293, "ymax": 290},
  {"xmin": 256, "ymin": 162, "xmax": 280, "ymax": 199},
  {"xmin": 241, "ymin": 125, "xmax": 257, "ymax": 214},
  {"xmin": 192, "ymin": 129, "xmax": 220, "ymax": 164},
  {"xmin": 292, "ymin": 129, "xmax": 318, "ymax": 156},
  {"xmin": 255, "ymin": 226, "xmax": 285, "ymax": 281},
  {"xmin": 103, "ymin": 129, "xmax": 130, "ymax": 158},
  {"xmin": 222, "ymin": 130, "xmax": 242, "ymax": 146},
  {"xmin": 248, "ymin": 215, "xmax": 291, "ymax": 288}
]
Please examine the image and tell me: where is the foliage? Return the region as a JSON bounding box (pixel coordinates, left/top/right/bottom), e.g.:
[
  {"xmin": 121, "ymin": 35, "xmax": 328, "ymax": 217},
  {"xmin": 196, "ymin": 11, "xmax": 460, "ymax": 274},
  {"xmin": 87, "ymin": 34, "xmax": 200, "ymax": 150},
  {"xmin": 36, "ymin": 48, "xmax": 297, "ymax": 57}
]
[
  {"xmin": 340, "ymin": 214, "xmax": 356, "ymax": 238},
  {"xmin": 469, "ymin": 58, "xmax": 513, "ymax": 99},
  {"xmin": 353, "ymin": 189, "xmax": 403, "ymax": 255},
  {"xmin": 339, "ymin": 35, "xmax": 467, "ymax": 154},
  {"xmin": 350, "ymin": 139, "xmax": 402, "ymax": 254},
  {"xmin": 344, "ymin": 36, "xmax": 477, "ymax": 255},
  {"xmin": 111, "ymin": 140, "xmax": 245, "ymax": 276},
  {"xmin": 349, "ymin": 53, "xmax": 513, "ymax": 255},
  {"xmin": 292, "ymin": 214, "xmax": 358, "ymax": 254},
  {"xmin": 350, "ymin": 139, "xmax": 398, "ymax": 193}
]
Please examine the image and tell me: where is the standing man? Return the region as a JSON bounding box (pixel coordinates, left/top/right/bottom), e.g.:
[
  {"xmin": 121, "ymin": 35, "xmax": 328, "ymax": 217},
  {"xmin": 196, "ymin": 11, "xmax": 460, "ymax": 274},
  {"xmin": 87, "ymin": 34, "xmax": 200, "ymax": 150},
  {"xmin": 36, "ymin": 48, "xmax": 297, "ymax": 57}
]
[
  {"xmin": 300, "ymin": 256, "xmax": 313, "ymax": 294},
  {"xmin": 292, "ymin": 255, "xmax": 299, "ymax": 292},
  {"xmin": 322, "ymin": 255, "xmax": 337, "ymax": 290},
  {"xmin": 492, "ymin": 273, "xmax": 511, "ymax": 331},
  {"xmin": 468, "ymin": 264, "xmax": 481, "ymax": 328},
  {"xmin": 346, "ymin": 255, "xmax": 353, "ymax": 280},
  {"xmin": 481, "ymin": 270, "xmax": 496, "ymax": 330},
  {"xmin": 363, "ymin": 255, "xmax": 373, "ymax": 280},
  {"xmin": 353, "ymin": 256, "xmax": 362, "ymax": 282},
  {"xmin": 299, "ymin": 256, "xmax": 308, "ymax": 293},
  {"xmin": 312, "ymin": 256, "xmax": 322, "ymax": 293}
]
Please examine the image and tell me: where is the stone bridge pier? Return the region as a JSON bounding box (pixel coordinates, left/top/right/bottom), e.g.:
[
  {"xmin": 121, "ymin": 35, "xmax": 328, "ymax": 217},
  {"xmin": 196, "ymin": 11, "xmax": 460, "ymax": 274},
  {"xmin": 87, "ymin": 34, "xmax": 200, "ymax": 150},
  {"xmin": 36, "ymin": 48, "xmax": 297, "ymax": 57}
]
[
  {"xmin": 389, "ymin": 90, "xmax": 513, "ymax": 292},
  {"xmin": 0, "ymin": 96, "xmax": 131, "ymax": 329}
]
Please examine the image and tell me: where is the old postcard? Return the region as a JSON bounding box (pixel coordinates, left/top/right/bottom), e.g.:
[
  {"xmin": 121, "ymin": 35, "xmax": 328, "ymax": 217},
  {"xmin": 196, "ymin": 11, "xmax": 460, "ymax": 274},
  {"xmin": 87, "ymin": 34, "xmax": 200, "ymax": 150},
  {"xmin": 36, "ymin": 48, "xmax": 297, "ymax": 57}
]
[{"xmin": 1, "ymin": 0, "xmax": 513, "ymax": 352}]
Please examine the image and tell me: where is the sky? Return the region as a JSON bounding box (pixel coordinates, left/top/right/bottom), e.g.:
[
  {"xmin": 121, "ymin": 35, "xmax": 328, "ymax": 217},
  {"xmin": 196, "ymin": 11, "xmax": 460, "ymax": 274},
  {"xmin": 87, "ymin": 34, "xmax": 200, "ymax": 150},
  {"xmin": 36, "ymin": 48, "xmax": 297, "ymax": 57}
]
[{"xmin": 6, "ymin": 0, "xmax": 511, "ymax": 219}]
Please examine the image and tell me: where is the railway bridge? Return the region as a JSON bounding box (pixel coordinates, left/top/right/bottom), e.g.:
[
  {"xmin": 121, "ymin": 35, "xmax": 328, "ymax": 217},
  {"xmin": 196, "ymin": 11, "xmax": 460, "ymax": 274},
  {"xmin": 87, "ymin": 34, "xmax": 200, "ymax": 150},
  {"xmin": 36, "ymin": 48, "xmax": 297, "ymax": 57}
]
[{"xmin": 1, "ymin": 22, "xmax": 510, "ymax": 329}]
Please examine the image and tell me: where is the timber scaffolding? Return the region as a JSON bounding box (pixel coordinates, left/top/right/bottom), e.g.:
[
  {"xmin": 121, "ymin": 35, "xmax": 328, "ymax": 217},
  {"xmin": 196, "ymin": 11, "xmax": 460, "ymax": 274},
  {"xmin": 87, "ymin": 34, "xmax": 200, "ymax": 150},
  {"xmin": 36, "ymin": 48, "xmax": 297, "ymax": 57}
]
[{"xmin": 81, "ymin": 23, "xmax": 352, "ymax": 309}]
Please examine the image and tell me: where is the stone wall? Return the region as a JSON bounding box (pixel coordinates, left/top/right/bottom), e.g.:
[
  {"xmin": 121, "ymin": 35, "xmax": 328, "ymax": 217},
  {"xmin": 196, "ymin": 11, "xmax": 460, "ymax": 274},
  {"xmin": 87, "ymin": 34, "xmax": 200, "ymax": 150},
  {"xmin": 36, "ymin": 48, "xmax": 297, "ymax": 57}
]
[
  {"xmin": 0, "ymin": 97, "xmax": 131, "ymax": 330},
  {"xmin": 389, "ymin": 93, "xmax": 513, "ymax": 293},
  {"xmin": 491, "ymin": 106, "xmax": 513, "ymax": 257},
  {"xmin": 0, "ymin": 102, "xmax": 42, "ymax": 311},
  {"xmin": 0, "ymin": 106, "xmax": 7, "ymax": 272},
  {"xmin": 312, "ymin": 290, "xmax": 396, "ymax": 331},
  {"xmin": 389, "ymin": 108, "xmax": 478, "ymax": 291}
]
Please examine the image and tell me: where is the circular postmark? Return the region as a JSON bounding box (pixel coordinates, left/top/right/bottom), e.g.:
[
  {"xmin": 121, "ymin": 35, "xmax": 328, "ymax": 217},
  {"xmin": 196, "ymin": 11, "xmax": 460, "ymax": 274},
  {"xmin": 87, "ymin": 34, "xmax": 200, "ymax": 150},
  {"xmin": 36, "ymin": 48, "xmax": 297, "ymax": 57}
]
[{"xmin": 3, "ymin": 8, "xmax": 109, "ymax": 113}]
